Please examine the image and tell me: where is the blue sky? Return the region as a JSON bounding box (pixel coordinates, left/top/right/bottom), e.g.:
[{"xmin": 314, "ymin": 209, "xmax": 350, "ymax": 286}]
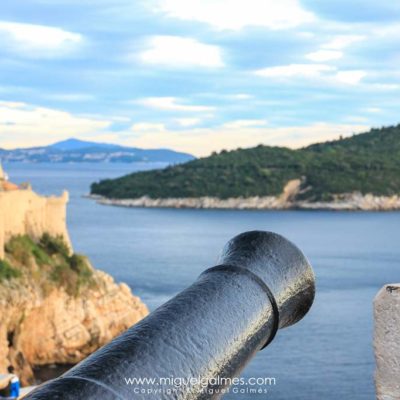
[{"xmin": 0, "ymin": 0, "xmax": 399, "ymax": 156}]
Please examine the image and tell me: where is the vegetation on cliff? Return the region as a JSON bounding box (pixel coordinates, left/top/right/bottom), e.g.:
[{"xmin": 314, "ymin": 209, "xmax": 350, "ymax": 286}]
[
  {"xmin": 1, "ymin": 234, "xmax": 94, "ymax": 295},
  {"xmin": 91, "ymin": 125, "xmax": 400, "ymax": 201},
  {"xmin": 0, "ymin": 259, "xmax": 21, "ymax": 281},
  {"xmin": 0, "ymin": 233, "xmax": 148, "ymax": 386}
]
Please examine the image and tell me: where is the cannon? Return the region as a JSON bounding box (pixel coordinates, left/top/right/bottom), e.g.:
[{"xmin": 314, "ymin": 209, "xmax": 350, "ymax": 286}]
[{"xmin": 24, "ymin": 231, "xmax": 315, "ymax": 399}]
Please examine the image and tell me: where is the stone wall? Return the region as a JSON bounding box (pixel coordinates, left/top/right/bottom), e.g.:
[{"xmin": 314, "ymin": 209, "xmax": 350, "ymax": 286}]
[
  {"xmin": 0, "ymin": 189, "xmax": 71, "ymax": 258},
  {"xmin": 374, "ymin": 284, "xmax": 400, "ymax": 399}
]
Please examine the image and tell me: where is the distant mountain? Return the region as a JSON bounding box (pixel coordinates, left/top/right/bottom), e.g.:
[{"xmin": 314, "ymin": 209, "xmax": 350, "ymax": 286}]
[
  {"xmin": 49, "ymin": 138, "xmax": 123, "ymax": 151},
  {"xmin": 0, "ymin": 138, "xmax": 195, "ymax": 164},
  {"xmin": 91, "ymin": 124, "xmax": 400, "ymax": 201}
]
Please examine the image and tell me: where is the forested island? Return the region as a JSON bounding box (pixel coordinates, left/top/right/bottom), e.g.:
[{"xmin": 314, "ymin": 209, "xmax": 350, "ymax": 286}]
[{"xmin": 90, "ymin": 125, "xmax": 400, "ymax": 210}]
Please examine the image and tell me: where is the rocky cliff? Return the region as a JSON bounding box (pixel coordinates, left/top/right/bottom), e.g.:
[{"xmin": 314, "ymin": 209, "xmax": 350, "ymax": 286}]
[{"xmin": 0, "ymin": 235, "xmax": 148, "ymax": 386}]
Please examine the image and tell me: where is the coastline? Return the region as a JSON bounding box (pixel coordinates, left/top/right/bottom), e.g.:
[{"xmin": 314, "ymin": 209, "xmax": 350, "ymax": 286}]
[{"xmin": 89, "ymin": 193, "xmax": 400, "ymax": 211}]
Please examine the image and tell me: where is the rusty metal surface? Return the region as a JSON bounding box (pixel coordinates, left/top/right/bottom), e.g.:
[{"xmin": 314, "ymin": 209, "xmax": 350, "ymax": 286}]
[{"xmin": 24, "ymin": 231, "xmax": 315, "ymax": 400}]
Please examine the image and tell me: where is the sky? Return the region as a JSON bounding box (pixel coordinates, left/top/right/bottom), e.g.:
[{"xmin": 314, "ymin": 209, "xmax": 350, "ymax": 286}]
[{"xmin": 0, "ymin": 1, "xmax": 399, "ymax": 156}]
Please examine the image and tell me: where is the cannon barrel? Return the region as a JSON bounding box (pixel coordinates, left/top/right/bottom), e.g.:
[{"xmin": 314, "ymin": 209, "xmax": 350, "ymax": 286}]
[{"xmin": 24, "ymin": 231, "xmax": 315, "ymax": 399}]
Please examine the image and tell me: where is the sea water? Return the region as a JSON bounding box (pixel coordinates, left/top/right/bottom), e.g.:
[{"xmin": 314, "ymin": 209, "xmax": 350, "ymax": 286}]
[{"xmin": 6, "ymin": 162, "xmax": 400, "ymax": 399}]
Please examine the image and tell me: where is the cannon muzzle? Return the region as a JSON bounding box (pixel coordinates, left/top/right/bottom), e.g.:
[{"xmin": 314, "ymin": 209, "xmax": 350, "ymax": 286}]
[{"xmin": 24, "ymin": 231, "xmax": 315, "ymax": 399}]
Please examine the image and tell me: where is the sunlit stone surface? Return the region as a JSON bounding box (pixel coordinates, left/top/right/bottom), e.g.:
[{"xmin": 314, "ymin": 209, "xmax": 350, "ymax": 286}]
[{"xmin": 374, "ymin": 284, "xmax": 400, "ymax": 400}]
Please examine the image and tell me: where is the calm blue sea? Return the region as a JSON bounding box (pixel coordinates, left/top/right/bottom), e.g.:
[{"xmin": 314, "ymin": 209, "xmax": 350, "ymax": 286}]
[{"xmin": 5, "ymin": 162, "xmax": 400, "ymax": 400}]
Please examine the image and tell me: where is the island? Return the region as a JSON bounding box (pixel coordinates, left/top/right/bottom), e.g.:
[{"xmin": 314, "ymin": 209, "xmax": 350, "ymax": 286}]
[
  {"xmin": 90, "ymin": 125, "xmax": 400, "ymax": 211},
  {"xmin": 0, "ymin": 166, "xmax": 148, "ymax": 386}
]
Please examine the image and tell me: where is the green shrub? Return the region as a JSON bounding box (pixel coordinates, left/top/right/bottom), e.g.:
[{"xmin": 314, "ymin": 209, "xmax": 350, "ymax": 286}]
[
  {"xmin": 32, "ymin": 246, "xmax": 52, "ymax": 266},
  {"xmin": 51, "ymin": 255, "xmax": 94, "ymax": 296},
  {"xmin": 0, "ymin": 259, "xmax": 21, "ymax": 281},
  {"xmin": 5, "ymin": 235, "xmax": 36, "ymax": 264},
  {"xmin": 5, "ymin": 235, "xmax": 52, "ymax": 266},
  {"xmin": 4, "ymin": 234, "xmax": 94, "ymax": 295},
  {"xmin": 68, "ymin": 254, "xmax": 93, "ymax": 280},
  {"xmin": 39, "ymin": 233, "xmax": 69, "ymax": 257},
  {"xmin": 50, "ymin": 263, "xmax": 78, "ymax": 295}
]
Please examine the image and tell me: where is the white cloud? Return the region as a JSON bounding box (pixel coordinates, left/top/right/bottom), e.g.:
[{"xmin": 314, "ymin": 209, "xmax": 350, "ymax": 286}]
[
  {"xmin": 368, "ymin": 83, "xmax": 400, "ymax": 91},
  {"xmin": 110, "ymin": 116, "xmax": 132, "ymax": 122},
  {"xmin": 0, "ymin": 21, "xmax": 82, "ymax": 57},
  {"xmin": 324, "ymin": 35, "xmax": 366, "ymax": 50},
  {"xmin": 230, "ymin": 94, "xmax": 253, "ymax": 100},
  {"xmin": 127, "ymin": 121, "xmax": 368, "ymax": 156},
  {"xmin": 303, "ymin": 35, "xmax": 365, "ymax": 69},
  {"xmin": 131, "ymin": 122, "xmax": 166, "ymax": 132},
  {"xmin": 138, "ymin": 35, "xmax": 223, "ymax": 68},
  {"xmin": 138, "ymin": 97, "xmax": 215, "ymax": 113},
  {"xmin": 0, "ymin": 100, "xmax": 369, "ymax": 157},
  {"xmin": 306, "ymin": 50, "xmax": 343, "ymax": 62},
  {"xmin": 345, "ymin": 116, "xmax": 369, "ymax": 123},
  {"xmin": 155, "ymin": 0, "xmax": 314, "ymax": 30},
  {"xmin": 255, "ymin": 64, "xmax": 367, "ymax": 85},
  {"xmin": 0, "ymin": 101, "xmax": 110, "ymax": 148},
  {"xmin": 45, "ymin": 93, "xmax": 95, "ymax": 102},
  {"xmin": 223, "ymin": 119, "xmax": 268, "ymax": 129},
  {"xmin": 174, "ymin": 118, "xmax": 202, "ymax": 127},
  {"xmin": 257, "ymin": 29, "xmax": 369, "ymax": 87},
  {"xmin": 365, "ymin": 107, "xmax": 382, "ymax": 113},
  {"xmin": 255, "ymin": 64, "xmax": 334, "ymax": 78},
  {"xmin": 0, "ymin": 101, "xmax": 26, "ymax": 109},
  {"xmin": 335, "ymin": 70, "xmax": 367, "ymax": 85}
]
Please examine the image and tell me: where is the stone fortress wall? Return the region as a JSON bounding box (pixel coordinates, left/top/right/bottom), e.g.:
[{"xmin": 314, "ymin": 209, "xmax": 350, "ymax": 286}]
[{"xmin": 0, "ymin": 165, "xmax": 71, "ymax": 258}]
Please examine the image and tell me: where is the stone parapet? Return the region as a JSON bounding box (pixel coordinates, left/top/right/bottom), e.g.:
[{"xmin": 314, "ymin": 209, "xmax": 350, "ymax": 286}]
[{"xmin": 374, "ymin": 284, "xmax": 400, "ymax": 399}]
